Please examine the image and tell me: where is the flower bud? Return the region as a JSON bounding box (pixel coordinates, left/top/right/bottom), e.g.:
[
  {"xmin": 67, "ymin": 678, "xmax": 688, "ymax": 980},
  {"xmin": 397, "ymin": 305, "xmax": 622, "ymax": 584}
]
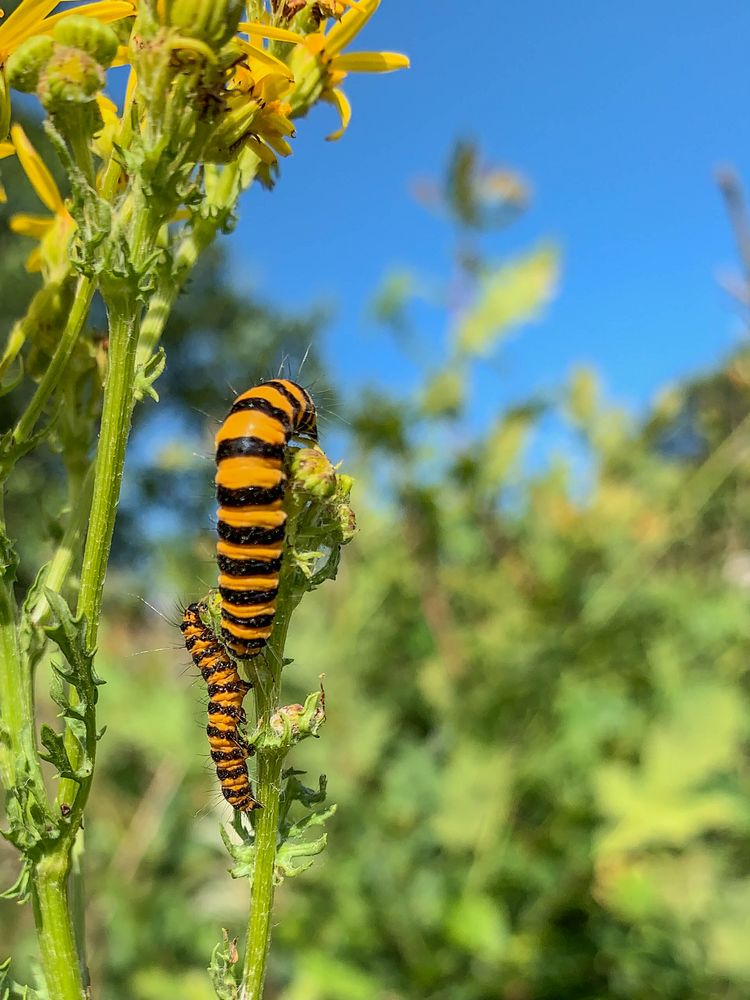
[
  {"xmin": 337, "ymin": 502, "xmax": 356, "ymax": 543},
  {"xmin": 290, "ymin": 447, "xmax": 336, "ymax": 499},
  {"xmin": 6, "ymin": 36, "xmax": 55, "ymax": 94},
  {"xmin": 336, "ymin": 473, "xmax": 354, "ymax": 501},
  {"xmin": 166, "ymin": 0, "xmax": 245, "ymax": 48},
  {"xmin": 269, "ymin": 689, "xmax": 325, "ymax": 745},
  {"xmin": 52, "ymin": 16, "xmax": 119, "ymax": 68},
  {"xmin": 37, "ymin": 48, "xmax": 106, "ymax": 108}
]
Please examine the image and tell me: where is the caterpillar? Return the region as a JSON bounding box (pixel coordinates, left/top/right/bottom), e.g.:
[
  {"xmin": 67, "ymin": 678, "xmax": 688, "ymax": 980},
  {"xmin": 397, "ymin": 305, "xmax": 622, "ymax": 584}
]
[
  {"xmin": 215, "ymin": 379, "xmax": 318, "ymax": 658},
  {"xmin": 180, "ymin": 602, "xmax": 261, "ymax": 812}
]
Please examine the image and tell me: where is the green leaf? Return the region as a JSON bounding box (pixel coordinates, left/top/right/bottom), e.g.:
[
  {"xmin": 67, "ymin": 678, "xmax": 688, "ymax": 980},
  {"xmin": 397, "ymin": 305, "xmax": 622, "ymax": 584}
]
[
  {"xmin": 445, "ymin": 893, "xmax": 509, "ymax": 962},
  {"xmin": 207, "ymin": 932, "xmax": 240, "ymax": 1000},
  {"xmin": 455, "ymin": 243, "xmax": 559, "ymax": 356},
  {"xmin": 595, "ymin": 682, "xmax": 750, "ymax": 856},
  {"xmin": 134, "ymin": 347, "xmax": 167, "ymax": 403},
  {"xmin": 0, "ymin": 861, "xmax": 31, "ymax": 903},
  {"xmin": 39, "ymin": 725, "xmax": 81, "ymax": 782},
  {"xmin": 420, "ymin": 367, "xmax": 465, "ymax": 420},
  {"xmin": 43, "ymin": 590, "xmax": 99, "ymax": 696}
]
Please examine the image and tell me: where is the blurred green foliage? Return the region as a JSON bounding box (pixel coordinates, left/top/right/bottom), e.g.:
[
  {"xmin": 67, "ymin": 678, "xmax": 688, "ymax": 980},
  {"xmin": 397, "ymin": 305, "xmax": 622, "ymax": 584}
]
[{"xmin": 3, "ymin": 140, "xmax": 750, "ymax": 1000}]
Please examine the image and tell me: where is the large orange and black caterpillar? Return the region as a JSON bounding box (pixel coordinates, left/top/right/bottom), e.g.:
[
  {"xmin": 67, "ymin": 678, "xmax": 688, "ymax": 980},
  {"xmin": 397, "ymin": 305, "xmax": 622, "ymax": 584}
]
[
  {"xmin": 215, "ymin": 379, "xmax": 318, "ymax": 658},
  {"xmin": 180, "ymin": 602, "xmax": 261, "ymax": 812}
]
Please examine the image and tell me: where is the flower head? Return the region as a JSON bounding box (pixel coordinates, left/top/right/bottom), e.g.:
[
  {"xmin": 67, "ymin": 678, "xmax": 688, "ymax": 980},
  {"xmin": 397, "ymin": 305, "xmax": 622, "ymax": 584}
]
[
  {"xmin": 292, "ymin": 0, "xmax": 409, "ymax": 139},
  {"xmin": 0, "ymin": 0, "xmax": 135, "ymax": 135},
  {"xmin": 7, "ymin": 123, "xmax": 74, "ymax": 273}
]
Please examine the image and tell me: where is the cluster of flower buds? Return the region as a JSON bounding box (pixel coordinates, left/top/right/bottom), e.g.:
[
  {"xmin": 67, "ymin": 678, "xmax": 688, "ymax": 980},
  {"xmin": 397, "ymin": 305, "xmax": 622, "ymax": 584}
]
[
  {"xmin": 164, "ymin": 0, "xmax": 245, "ymax": 47},
  {"xmin": 290, "ymin": 446, "xmax": 357, "ymax": 547},
  {"xmin": 7, "ymin": 16, "xmax": 118, "ymax": 111}
]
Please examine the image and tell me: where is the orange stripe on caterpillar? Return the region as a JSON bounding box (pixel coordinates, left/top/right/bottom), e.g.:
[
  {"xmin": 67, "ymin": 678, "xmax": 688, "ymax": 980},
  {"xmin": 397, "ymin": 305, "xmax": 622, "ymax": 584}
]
[
  {"xmin": 180, "ymin": 603, "xmax": 261, "ymax": 812},
  {"xmin": 215, "ymin": 379, "xmax": 318, "ymax": 658}
]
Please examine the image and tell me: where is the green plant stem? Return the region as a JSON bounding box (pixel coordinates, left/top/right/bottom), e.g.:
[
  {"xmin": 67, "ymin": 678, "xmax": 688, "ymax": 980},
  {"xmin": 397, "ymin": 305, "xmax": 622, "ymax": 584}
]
[
  {"xmin": 241, "ymin": 747, "xmax": 284, "ymax": 1000},
  {"xmin": 241, "ymin": 610, "xmax": 293, "ymax": 1000},
  {"xmin": 0, "ymin": 494, "xmax": 44, "ymax": 792},
  {"xmin": 12, "ymin": 276, "xmax": 95, "ymax": 450},
  {"xmin": 30, "ymin": 464, "xmax": 94, "ymax": 626},
  {"xmin": 31, "ymin": 855, "xmax": 85, "ymax": 1000}
]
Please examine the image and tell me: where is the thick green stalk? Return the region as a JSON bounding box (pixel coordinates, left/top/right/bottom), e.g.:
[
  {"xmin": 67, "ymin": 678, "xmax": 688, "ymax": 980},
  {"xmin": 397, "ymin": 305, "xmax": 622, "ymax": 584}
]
[
  {"xmin": 75, "ymin": 304, "xmax": 140, "ymax": 645},
  {"xmin": 55, "ymin": 297, "xmax": 141, "ymax": 826},
  {"xmin": 240, "ymin": 744, "xmax": 284, "ymax": 1000},
  {"xmin": 31, "ymin": 855, "xmax": 85, "ymax": 1000},
  {"xmin": 241, "ymin": 610, "xmax": 293, "ymax": 1000}
]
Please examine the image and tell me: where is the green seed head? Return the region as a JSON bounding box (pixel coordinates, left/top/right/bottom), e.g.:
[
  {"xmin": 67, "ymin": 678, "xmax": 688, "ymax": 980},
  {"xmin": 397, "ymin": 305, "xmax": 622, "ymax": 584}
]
[
  {"xmin": 166, "ymin": 0, "xmax": 245, "ymax": 48},
  {"xmin": 290, "ymin": 447, "xmax": 337, "ymax": 499},
  {"xmin": 53, "ymin": 16, "xmax": 120, "ymax": 68},
  {"xmin": 6, "ymin": 36, "xmax": 55, "ymax": 94},
  {"xmin": 37, "ymin": 47, "xmax": 106, "ymax": 109}
]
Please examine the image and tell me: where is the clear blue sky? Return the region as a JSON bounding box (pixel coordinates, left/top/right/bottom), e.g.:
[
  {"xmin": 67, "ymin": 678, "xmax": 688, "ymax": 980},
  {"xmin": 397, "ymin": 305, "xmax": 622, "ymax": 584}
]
[{"xmin": 229, "ymin": 0, "xmax": 750, "ymax": 416}]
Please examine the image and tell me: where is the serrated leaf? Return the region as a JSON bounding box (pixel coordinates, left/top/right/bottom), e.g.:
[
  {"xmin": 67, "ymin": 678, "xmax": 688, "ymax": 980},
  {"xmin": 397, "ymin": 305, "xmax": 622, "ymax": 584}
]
[
  {"xmin": 38, "ymin": 726, "xmax": 77, "ymax": 782},
  {"xmin": 43, "ymin": 591, "xmax": 96, "ymax": 692},
  {"xmin": 134, "ymin": 347, "xmax": 166, "ymax": 403},
  {"xmin": 0, "ymin": 862, "xmax": 31, "ymax": 903},
  {"xmin": 208, "ymin": 931, "xmax": 239, "ymax": 1000},
  {"xmin": 0, "ymin": 527, "xmax": 18, "ymax": 585}
]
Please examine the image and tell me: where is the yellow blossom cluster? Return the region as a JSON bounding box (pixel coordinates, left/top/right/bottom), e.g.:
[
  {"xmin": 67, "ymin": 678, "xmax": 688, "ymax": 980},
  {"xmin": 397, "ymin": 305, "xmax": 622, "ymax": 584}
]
[{"xmin": 0, "ymin": 0, "xmax": 408, "ymax": 263}]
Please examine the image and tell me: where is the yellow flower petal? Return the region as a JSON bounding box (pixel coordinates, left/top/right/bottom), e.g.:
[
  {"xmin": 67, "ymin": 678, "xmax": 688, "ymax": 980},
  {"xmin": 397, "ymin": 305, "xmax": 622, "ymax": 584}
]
[
  {"xmin": 25, "ymin": 245, "xmax": 42, "ymax": 272},
  {"xmin": 324, "ymin": 86, "xmax": 351, "ymax": 141},
  {"xmin": 9, "ymin": 212, "xmax": 52, "ymax": 239},
  {"xmin": 234, "ymin": 38, "xmax": 294, "ymax": 80},
  {"xmin": 96, "ymin": 92, "xmax": 118, "ymax": 123},
  {"xmin": 42, "ymin": 1, "xmax": 135, "ymax": 32},
  {"xmin": 329, "ymin": 51, "xmax": 410, "ymax": 73},
  {"xmin": 10, "ymin": 123, "xmax": 65, "ymax": 214},
  {"xmin": 111, "ymin": 43, "xmax": 130, "ymax": 67},
  {"xmin": 0, "ymin": 180, "xmax": 6, "ymax": 204},
  {"xmin": 0, "ymin": 0, "xmax": 59, "ymax": 55},
  {"xmin": 0, "ymin": 139, "xmax": 14, "ymax": 159},
  {"xmin": 244, "ymin": 135, "xmax": 276, "ymax": 167},
  {"xmin": 237, "ymin": 22, "xmax": 304, "ymax": 45},
  {"xmin": 323, "ymin": 0, "xmax": 379, "ymax": 57}
]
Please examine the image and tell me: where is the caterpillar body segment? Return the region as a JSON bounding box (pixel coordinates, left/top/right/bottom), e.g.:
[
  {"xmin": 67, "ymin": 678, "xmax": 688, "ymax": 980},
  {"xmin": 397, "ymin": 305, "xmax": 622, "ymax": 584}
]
[
  {"xmin": 181, "ymin": 603, "xmax": 261, "ymax": 812},
  {"xmin": 215, "ymin": 379, "xmax": 318, "ymax": 658}
]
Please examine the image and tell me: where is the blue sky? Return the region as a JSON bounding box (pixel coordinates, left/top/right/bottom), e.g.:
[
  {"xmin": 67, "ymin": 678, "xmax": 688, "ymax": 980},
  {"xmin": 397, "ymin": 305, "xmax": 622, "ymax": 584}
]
[{"xmin": 229, "ymin": 0, "xmax": 750, "ymax": 418}]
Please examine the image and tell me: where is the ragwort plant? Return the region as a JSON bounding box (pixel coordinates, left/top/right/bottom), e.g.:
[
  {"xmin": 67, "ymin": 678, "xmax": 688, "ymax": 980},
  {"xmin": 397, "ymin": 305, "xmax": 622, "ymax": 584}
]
[{"xmin": 0, "ymin": 2, "xmax": 406, "ymax": 997}]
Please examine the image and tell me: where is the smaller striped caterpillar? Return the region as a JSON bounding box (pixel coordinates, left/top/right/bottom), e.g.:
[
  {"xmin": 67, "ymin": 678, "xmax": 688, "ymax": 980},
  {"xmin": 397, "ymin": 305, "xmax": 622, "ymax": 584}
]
[{"xmin": 181, "ymin": 602, "xmax": 261, "ymax": 812}]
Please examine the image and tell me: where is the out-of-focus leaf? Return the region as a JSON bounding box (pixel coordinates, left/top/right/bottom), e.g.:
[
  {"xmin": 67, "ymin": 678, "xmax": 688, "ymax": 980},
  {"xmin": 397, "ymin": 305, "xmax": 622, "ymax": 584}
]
[
  {"xmin": 432, "ymin": 744, "xmax": 513, "ymax": 852},
  {"xmin": 455, "ymin": 244, "xmax": 559, "ymax": 357},
  {"xmin": 445, "ymin": 893, "xmax": 509, "ymax": 962},
  {"xmin": 480, "ymin": 409, "xmax": 535, "ymax": 488},
  {"xmin": 595, "ymin": 682, "xmax": 749, "ymax": 857},
  {"xmin": 370, "ymin": 270, "xmax": 416, "ymax": 336},
  {"xmin": 281, "ymin": 952, "xmax": 385, "ymax": 1000},
  {"xmin": 567, "ymin": 367, "xmax": 599, "ymax": 426},
  {"xmin": 420, "ymin": 367, "xmax": 465, "ymax": 419}
]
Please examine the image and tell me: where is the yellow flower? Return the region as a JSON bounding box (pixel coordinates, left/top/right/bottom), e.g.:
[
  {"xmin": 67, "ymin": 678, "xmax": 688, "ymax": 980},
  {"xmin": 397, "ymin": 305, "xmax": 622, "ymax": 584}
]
[
  {"xmin": 297, "ymin": 0, "xmax": 409, "ymax": 140},
  {"xmin": 7, "ymin": 123, "xmax": 74, "ymax": 273},
  {"xmin": 0, "ymin": 0, "xmax": 134, "ymax": 64},
  {"xmin": 228, "ymin": 0, "xmax": 407, "ymax": 156},
  {"xmin": 0, "ymin": 0, "xmax": 135, "ymax": 136}
]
